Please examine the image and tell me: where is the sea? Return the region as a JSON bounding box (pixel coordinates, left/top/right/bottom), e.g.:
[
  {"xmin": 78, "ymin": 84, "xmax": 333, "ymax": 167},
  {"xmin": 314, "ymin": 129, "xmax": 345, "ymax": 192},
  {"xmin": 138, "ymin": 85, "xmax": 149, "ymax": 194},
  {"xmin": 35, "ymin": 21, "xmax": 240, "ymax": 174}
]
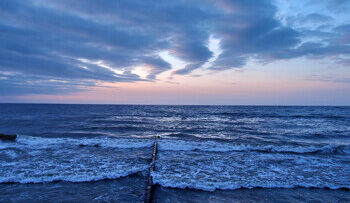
[{"xmin": 0, "ymin": 104, "xmax": 349, "ymax": 202}]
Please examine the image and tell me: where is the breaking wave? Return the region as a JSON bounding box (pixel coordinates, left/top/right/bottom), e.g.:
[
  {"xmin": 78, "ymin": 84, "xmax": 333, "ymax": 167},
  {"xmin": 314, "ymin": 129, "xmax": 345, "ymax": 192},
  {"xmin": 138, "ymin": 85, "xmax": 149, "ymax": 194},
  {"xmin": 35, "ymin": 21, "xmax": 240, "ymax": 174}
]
[
  {"xmin": 0, "ymin": 167, "xmax": 147, "ymax": 184},
  {"xmin": 0, "ymin": 135, "xmax": 154, "ymax": 150},
  {"xmin": 158, "ymin": 139, "xmax": 350, "ymax": 155},
  {"xmin": 152, "ymin": 176, "xmax": 350, "ymax": 192}
]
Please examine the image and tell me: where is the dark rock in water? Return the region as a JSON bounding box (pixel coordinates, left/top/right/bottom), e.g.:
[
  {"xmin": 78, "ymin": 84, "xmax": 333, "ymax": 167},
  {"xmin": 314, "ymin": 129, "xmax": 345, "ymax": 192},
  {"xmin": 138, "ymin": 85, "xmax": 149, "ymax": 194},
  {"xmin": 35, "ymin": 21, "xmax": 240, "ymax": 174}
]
[
  {"xmin": 0, "ymin": 134, "xmax": 17, "ymax": 141},
  {"xmin": 93, "ymin": 144, "xmax": 100, "ymax": 147},
  {"xmin": 78, "ymin": 144, "xmax": 88, "ymax": 147}
]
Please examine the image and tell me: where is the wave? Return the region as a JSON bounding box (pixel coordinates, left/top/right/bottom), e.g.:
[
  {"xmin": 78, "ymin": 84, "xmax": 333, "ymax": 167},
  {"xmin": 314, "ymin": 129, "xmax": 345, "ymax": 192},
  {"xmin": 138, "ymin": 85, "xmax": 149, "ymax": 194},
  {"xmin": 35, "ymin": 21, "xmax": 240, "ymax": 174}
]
[
  {"xmin": 0, "ymin": 135, "xmax": 151, "ymax": 185},
  {"xmin": 0, "ymin": 166, "xmax": 147, "ymax": 184},
  {"xmin": 82, "ymin": 125, "xmax": 149, "ymax": 131},
  {"xmin": 3, "ymin": 135, "xmax": 349, "ymax": 155},
  {"xmin": 158, "ymin": 139, "xmax": 350, "ymax": 155},
  {"xmin": 214, "ymin": 112, "xmax": 249, "ymax": 117},
  {"xmin": 214, "ymin": 112, "xmax": 347, "ymax": 119},
  {"xmin": 290, "ymin": 115, "xmax": 345, "ymax": 119},
  {"xmin": 91, "ymin": 120, "xmax": 149, "ymax": 125},
  {"xmin": 0, "ymin": 135, "xmax": 154, "ymax": 150},
  {"xmin": 152, "ymin": 177, "xmax": 350, "ymax": 192},
  {"xmin": 152, "ymin": 148, "xmax": 350, "ymax": 192}
]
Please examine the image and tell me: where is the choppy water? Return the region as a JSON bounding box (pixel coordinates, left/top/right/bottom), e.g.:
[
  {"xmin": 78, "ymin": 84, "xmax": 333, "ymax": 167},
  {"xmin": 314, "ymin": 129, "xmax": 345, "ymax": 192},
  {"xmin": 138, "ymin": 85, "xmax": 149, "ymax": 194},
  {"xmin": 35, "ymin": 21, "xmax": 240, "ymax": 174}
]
[{"xmin": 0, "ymin": 104, "xmax": 349, "ymax": 202}]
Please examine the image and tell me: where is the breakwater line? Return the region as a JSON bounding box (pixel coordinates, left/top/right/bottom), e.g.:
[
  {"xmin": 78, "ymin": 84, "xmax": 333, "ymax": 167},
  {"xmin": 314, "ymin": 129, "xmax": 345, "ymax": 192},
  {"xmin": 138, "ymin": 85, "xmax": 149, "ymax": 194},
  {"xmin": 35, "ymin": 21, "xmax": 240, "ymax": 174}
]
[{"xmin": 144, "ymin": 136, "xmax": 159, "ymax": 203}]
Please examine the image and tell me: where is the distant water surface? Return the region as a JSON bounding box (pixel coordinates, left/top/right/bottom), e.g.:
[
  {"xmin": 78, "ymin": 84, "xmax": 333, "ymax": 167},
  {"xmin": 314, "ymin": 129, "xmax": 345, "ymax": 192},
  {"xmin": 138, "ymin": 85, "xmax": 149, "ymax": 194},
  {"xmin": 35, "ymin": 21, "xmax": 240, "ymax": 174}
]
[{"xmin": 0, "ymin": 104, "xmax": 349, "ymax": 202}]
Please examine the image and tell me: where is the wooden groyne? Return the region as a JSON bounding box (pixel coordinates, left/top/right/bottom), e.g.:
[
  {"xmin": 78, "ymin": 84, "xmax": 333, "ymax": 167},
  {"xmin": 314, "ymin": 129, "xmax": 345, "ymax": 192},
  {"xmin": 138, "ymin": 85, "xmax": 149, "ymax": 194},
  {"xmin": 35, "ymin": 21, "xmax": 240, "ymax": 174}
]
[{"xmin": 144, "ymin": 135, "xmax": 159, "ymax": 203}]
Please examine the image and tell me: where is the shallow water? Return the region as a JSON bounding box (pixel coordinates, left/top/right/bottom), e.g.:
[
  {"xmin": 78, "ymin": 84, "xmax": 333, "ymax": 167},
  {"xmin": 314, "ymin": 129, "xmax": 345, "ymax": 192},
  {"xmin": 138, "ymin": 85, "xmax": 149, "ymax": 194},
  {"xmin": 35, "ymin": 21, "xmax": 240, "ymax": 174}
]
[
  {"xmin": 153, "ymin": 186, "xmax": 350, "ymax": 203},
  {"xmin": 0, "ymin": 104, "xmax": 349, "ymax": 202}
]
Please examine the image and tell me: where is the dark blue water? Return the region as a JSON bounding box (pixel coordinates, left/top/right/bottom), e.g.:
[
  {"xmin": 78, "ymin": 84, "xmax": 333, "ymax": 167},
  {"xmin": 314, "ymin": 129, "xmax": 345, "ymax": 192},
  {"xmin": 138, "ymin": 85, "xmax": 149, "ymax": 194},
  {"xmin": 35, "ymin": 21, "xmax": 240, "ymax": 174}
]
[{"xmin": 0, "ymin": 104, "xmax": 349, "ymax": 202}]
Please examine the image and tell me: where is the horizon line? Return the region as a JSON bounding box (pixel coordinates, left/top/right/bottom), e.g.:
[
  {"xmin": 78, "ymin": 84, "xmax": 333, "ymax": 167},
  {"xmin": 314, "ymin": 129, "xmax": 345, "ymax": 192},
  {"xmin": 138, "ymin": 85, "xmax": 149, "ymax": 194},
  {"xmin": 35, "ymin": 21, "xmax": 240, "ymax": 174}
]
[{"xmin": 0, "ymin": 102, "xmax": 349, "ymax": 107}]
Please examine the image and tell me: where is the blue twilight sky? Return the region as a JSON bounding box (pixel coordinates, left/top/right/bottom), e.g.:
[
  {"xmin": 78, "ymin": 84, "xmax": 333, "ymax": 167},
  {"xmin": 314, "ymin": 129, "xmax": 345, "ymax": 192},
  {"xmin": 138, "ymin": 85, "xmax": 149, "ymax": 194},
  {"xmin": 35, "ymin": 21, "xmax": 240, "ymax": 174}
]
[{"xmin": 0, "ymin": 0, "xmax": 350, "ymax": 105}]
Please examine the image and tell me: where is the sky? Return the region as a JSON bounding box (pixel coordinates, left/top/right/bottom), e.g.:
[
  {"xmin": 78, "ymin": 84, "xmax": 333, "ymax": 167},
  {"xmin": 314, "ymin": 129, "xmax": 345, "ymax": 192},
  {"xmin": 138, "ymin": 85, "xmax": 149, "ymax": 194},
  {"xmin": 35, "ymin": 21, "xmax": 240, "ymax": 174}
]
[{"xmin": 0, "ymin": 0, "xmax": 350, "ymax": 105}]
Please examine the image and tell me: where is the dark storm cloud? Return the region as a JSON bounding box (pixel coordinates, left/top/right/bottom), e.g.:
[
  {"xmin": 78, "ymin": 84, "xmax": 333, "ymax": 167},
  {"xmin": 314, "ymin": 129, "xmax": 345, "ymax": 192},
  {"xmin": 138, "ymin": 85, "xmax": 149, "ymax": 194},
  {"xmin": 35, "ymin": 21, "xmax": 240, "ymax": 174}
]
[{"xmin": 0, "ymin": 0, "xmax": 349, "ymax": 95}]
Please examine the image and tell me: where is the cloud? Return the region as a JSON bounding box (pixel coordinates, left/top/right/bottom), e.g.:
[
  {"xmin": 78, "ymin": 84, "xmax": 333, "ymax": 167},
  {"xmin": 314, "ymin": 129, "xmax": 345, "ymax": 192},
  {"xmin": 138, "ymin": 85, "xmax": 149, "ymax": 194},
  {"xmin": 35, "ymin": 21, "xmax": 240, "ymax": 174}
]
[
  {"xmin": 327, "ymin": 0, "xmax": 350, "ymax": 13},
  {"xmin": 141, "ymin": 56, "xmax": 172, "ymax": 80},
  {"xmin": 209, "ymin": 1, "xmax": 301, "ymax": 70},
  {"xmin": 0, "ymin": 0, "xmax": 350, "ymax": 96},
  {"xmin": 305, "ymin": 74, "xmax": 350, "ymax": 84},
  {"xmin": 287, "ymin": 13, "xmax": 334, "ymax": 27},
  {"xmin": 174, "ymin": 63, "xmax": 204, "ymax": 75},
  {"xmin": 0, "ymin": 72, "xmax": 99, "ymax": 96},
  {"xmin": 303, "ymin": 13, "xmax": 334, "ymax": 23}
]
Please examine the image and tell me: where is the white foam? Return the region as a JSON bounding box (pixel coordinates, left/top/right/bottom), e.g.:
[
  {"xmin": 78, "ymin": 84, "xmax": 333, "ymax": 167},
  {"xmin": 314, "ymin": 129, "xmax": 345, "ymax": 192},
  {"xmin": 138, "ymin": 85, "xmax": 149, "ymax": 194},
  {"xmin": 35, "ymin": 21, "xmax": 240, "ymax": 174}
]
[
  {"xmin": 158, "ymin": 139, "xmax": 350, "ymax": 154},
  {"xmin": 0, "ymin": 135, "xmax": 152, "ymax": 184},
  {"xmin": 1, "ymin": 135, "xmax": 154, "ymax": 150},
  {"xmin": 0, "ymin": 149, "xmax": 18, "ymax": 159},
  {"xmin": 152, "ymin": 150, "xmax": 350, "ymax": 191},
  {"xmin": 0, "ymin": 165, "xmax": 148, "ymax": 184},
  {"xmin": 152, "ymin": 174, "xmax": 350, "ymax": 191}
]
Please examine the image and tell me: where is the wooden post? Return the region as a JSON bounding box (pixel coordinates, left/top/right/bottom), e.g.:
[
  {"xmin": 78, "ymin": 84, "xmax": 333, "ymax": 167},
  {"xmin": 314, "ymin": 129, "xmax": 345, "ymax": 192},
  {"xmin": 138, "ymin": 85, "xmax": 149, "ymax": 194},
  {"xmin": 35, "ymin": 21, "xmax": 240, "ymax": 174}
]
[{"xmin": 144, "ymin": 135, "xmax": 159, "ymax": 203}]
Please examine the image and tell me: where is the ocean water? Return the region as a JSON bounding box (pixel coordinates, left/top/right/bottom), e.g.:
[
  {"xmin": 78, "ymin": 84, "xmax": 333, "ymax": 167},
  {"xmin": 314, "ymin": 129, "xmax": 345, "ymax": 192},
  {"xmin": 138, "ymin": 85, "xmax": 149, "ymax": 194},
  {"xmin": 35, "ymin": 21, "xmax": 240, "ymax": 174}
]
[{"xmin": 0, "ymin": 104, "xmax": 349, "ymax": 202}]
